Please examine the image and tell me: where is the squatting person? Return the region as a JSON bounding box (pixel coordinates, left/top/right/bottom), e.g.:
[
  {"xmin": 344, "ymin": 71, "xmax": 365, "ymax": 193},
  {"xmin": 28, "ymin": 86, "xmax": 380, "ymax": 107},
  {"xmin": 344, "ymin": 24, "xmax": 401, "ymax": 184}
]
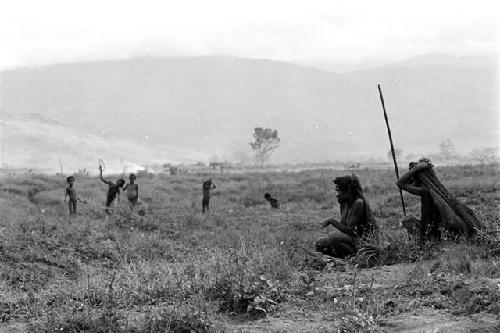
[
  {"xmin": 397, "ymin": 158, "xmax": 482, "ymax": 242},
  {"xmin": 315, "ymin": 175, "xmax": 378, "ymax": 258},
  {"xmin": 264, "ymin": 192, "xmax": 280, "ymax": 209}
]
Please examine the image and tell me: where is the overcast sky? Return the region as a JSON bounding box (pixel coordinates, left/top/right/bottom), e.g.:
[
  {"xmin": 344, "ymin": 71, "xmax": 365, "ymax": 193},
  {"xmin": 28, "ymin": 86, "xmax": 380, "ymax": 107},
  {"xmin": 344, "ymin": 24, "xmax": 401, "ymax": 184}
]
[{"xmin": 0, "ymin": 0, "xmax": 497, "ymax": 70}]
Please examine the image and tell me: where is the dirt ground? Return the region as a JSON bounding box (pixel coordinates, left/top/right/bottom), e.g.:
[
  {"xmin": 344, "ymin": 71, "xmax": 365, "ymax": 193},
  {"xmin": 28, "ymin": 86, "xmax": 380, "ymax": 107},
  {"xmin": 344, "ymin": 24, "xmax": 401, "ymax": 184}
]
[{"xmin": 222, "ymin": 261, "xmax": 500, "ymax": 332}]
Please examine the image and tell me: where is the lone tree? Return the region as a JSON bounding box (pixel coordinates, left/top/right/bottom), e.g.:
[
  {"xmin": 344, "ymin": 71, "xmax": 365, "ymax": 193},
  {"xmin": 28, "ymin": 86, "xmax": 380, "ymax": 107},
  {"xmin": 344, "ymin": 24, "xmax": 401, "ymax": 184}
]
[
  {"xmin": 250, "ymin": 127, "xmax": 280, "ymax": 168},
  {"xmin": 470, "ymin": 147, "xmax": 497, "ymax": 165},
  {"xmin": 439, "ymin": 139, "xmax": 456, "ymax": 160}
]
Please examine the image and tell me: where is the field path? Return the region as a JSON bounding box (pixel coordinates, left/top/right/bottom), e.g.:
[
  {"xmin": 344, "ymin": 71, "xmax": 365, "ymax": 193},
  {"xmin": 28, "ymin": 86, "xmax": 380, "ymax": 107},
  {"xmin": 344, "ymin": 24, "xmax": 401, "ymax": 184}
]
[
  {"xmin": 383, "ymin": 310, "xmax": 500, "ymax": 333},
  {"xmin": 0, "ymin": 323, "xmax": 26, "ymax": 333},
  {"xmin": 223, "ymin": 261, "xmax": 500, "ymax": 332}
]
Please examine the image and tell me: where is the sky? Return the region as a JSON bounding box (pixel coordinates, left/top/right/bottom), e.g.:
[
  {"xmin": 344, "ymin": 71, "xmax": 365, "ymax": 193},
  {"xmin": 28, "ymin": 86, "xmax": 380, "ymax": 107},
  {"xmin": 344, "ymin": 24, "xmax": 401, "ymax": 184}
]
[{"xmin": 0, "ymin": 0, "xmax": 498, "ymax": 70}]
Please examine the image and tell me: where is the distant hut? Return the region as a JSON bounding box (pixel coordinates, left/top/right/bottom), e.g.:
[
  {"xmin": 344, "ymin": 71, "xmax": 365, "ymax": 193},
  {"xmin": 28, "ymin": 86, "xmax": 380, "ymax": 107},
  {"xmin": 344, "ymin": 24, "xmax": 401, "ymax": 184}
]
[{"xmin": 209, "ymin": 162, "xmax": 230, "ymax": 174}]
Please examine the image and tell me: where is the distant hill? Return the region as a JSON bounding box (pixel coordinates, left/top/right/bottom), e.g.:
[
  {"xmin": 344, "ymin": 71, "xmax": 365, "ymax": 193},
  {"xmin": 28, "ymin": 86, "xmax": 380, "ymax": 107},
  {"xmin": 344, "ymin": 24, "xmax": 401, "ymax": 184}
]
[
  {"xmin": 296, "ymin": 54, "xmax": 497, "ymax": 73},
  {"xmin": 389, "ymin": 53, "xmax": 497, "ymax": 68},
  {"xmin": 0, "ymin": 113, "xmax": 206, "ymax": 173},
  {"xmin": 0, "ymin": 54, "xmax": 497, "ymax": 171}
]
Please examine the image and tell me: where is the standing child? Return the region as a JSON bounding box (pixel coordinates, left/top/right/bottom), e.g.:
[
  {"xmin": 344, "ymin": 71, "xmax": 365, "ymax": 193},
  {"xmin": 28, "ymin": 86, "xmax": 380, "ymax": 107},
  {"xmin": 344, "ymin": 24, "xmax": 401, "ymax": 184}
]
[
  {"xmin": 64, "ymin": 176, "xmax": 78, "ymax": 216},
  {"xmin": 202, "ymin": 178, "xmax": 216, "ymax": 214},
  {"xmin": 99, "ymin": 165, "xmax": 126, "ymax": 213},
  {"xmin": 123, "ymin": 173, "xmax": 139, "ymax": 210}
]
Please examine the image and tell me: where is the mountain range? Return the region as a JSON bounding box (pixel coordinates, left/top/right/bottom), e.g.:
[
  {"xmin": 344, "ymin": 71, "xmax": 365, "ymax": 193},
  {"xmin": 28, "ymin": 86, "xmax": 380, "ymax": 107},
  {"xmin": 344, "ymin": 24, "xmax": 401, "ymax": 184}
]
[{"xmin": 0, "ymin": 53, "xmax": 497, "ymax": 172}]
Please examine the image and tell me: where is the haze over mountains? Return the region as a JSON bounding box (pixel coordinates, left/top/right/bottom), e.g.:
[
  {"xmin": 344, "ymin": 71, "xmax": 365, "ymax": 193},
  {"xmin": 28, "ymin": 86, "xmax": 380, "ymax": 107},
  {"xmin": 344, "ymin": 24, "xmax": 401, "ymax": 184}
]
[
  {"xmin": 0, "ymin": 54, "xmax": 497, "ymax": 172},
  {"xmin": 0, "ymin": 113, "xmax": 203, "ymax": 173}
]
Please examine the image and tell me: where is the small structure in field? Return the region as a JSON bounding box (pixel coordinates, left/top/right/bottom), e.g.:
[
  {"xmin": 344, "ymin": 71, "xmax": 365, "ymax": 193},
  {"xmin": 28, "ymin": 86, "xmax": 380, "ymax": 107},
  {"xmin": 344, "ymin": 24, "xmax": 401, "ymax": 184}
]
[{"xmin": 209, "ymin": 162, "xmax": 231, "ymax": 174}]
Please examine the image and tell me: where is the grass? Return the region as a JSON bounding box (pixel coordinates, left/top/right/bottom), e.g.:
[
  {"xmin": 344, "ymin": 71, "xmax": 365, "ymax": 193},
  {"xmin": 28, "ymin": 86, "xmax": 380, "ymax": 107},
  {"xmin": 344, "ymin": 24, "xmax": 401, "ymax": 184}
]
[{"xmin": 0, "ymin": 164, "xmax": 498, "ymax": 332}]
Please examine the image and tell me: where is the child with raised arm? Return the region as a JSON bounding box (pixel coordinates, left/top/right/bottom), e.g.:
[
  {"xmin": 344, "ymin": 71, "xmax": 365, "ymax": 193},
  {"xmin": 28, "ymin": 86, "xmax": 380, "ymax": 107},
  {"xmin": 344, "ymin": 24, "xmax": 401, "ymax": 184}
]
[
  {"xmin": 99, "ymin": 165, "xmax": 125, "ymax": 213},
  {"xmin": 123, "ymin": 173, "xmax": 139, "ymax": 210}
]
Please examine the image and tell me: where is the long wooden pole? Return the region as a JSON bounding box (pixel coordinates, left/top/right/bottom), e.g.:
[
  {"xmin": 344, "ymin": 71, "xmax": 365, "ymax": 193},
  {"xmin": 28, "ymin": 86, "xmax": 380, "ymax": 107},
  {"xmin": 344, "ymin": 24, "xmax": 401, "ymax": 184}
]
[{"xmin": 377, "ymin": 84, "xmax": 406, "ymax": 216}]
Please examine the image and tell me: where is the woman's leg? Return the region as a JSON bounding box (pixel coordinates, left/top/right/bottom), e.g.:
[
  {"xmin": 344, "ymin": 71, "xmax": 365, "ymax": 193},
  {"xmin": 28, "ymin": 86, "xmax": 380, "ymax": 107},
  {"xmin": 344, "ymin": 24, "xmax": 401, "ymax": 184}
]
[
  {"xmin": 315, "ymin": 229, "xmax": 356, "ymax": 258},
  {"xmin": 315, "ymin": 236, "xmax": 336, "ymax": 256},
  {"xmin": 333, "ymin": 240, "xmax": 356, "ymax": 258}
]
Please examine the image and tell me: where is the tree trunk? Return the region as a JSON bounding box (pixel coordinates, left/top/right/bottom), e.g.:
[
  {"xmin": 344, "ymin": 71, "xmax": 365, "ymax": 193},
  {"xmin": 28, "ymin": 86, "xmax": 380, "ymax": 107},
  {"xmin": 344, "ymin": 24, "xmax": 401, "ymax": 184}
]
[{"xmin": 259, "ymin": 148, "xmax": 264, "ymax": 169}]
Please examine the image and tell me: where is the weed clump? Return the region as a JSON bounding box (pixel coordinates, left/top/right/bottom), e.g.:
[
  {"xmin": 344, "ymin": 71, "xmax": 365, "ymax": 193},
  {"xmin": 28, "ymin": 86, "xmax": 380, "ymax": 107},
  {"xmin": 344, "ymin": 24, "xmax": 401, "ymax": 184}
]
[{"xmin": 211, "ymin": 274, "xmax": 283, "ymax": 317}]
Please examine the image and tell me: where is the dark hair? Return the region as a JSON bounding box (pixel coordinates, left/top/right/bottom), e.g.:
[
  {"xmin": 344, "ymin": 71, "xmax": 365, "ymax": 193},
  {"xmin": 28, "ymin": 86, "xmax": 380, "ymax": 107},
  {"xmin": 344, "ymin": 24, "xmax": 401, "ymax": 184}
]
[
  {"xmin": 409, "ymin": 158, "xmax": 434, "ymax": 170},
  {"xmin": 419, "ymin": 157, "xmax": 433, "ymax": 167},
  {"xmin": 117, "ymin": 179, "xmax": 126, "ymax": 186},
  {"xmin": 66, "ymin": 176, "xmax": 75, "ymax": 183},
  {"xmin": 129, "ymin": 173, "xmax": 136, "ymax": 178},
  {"xmin": 333, "ymin": 176, "xmax": 359, "ymax": 194},
  {"xmin": 264, "ymin": 192, "xmax": 271, "ymax": 199}
]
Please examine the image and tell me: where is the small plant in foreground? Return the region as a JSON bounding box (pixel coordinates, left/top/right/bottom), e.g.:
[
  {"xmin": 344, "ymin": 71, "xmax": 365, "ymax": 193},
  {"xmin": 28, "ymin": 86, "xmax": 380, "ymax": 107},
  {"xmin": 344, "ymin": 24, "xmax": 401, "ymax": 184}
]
[{"xmin": 211, "ymin": 273, "xmax": 285, "ymax": 317}]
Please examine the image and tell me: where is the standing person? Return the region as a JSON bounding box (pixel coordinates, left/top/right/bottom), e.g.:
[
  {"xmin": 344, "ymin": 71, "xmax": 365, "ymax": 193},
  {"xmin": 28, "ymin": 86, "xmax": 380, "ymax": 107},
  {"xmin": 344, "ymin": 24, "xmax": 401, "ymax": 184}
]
[
  {"xmin": 123, "ymin": 173, "xmax": 139, "ymax": 210},
  {"xmin": 397, "ymin": 158, "xmax": 482, "ymax": 242},
  {"xmin": 315, "ymin": 175, "xmax": 378, "ymax": 258},
  {"xmin": 99, "ymin": 165, "xmax": 125, "ymax": 213},
  {"xmin": 64, "ymin": 176, "xmax": 78, "ymax": 216},
  {"xmin": 202, "ymin": 179, "xmax": 216, "ymax": 214}
]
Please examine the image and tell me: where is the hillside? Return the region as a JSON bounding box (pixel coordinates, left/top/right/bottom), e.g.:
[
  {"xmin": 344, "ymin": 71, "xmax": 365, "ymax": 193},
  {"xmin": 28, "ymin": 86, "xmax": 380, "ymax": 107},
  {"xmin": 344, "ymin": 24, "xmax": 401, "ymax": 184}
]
[
  {"xmin": 0, "ymin": 113, "xmax": 205, "ymax": 173},
  {"xmin": 0, "ymin": 55, "xmax": 497, "ymax": 170}
]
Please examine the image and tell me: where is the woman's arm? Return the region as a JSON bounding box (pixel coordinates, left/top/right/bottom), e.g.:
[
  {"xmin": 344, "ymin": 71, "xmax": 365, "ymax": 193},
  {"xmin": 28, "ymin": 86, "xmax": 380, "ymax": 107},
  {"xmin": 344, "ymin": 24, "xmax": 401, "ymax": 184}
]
[
  {"xmin": 320, "ymin": 217, "xmax": 339, "ymax": 228},
  {"xmin": 396, "ymin": 162, "xmax": 430, "ymax": 196}
]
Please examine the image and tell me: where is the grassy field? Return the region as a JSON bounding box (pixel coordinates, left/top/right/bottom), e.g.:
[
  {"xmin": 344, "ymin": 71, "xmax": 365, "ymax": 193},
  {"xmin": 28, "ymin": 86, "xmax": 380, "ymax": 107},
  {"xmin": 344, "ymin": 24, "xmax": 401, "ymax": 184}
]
[{"xmin": 0, "ymin": 165, "xmax": 499, "ymax": 332}]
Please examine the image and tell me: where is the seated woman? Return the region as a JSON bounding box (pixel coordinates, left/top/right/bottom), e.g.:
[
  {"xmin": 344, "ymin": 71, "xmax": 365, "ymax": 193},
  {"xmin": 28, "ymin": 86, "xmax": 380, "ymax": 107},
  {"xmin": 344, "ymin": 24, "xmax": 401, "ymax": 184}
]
[{"xmin": 315, "ymin": 175, "xmax": 377, "ymax": 258}]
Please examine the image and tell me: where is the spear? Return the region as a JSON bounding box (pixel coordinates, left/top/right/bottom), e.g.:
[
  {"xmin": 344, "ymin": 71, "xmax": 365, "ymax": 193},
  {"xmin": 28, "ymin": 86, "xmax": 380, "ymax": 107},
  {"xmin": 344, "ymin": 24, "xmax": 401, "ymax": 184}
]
[{"xmin": 377, "ymin": 84, "xmax": 406, "ymax": 216}]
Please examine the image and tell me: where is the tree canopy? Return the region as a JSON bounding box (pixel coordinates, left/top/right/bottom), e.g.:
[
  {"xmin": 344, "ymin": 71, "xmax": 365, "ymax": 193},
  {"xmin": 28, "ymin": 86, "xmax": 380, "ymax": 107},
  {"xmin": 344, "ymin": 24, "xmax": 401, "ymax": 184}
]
[{"xmin": 249, "ymin": 127, "xmax": 280, "ymax": 168}]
